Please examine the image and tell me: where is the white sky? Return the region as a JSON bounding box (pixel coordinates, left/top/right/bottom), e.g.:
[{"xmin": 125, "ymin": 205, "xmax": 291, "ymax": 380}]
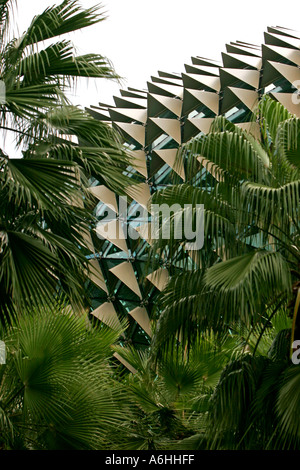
[{"xmin": 10, "ymin": 0, "xmax": 300, "ymax": 108}]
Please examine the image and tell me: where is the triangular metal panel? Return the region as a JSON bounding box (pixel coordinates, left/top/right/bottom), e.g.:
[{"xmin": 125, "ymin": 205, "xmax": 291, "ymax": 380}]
[
  {"xmin": 262, "ymin": 45, "xmax": 300, "ymax": 67},
  {"xmin": 266, "ymin": 61, "xmax": 300, "ymax": 86},
  {"xmin": 184, "ymin": 64, "xmax": 220, "ymax": 76},
  {"xmin": 109, "ymin": 108, "xmax": 147, "ymax": 124},
  {"xmin": 158, "ymin": 70, "xmax": 182, "ymax": 80},
  {"xmin": 149, "ymin": 118, "xmax": 181, "ymax": 144},
  {"xmin": 271, "ymin": 92, "xmax": 300, "ymax": 118},
  {"xmin": 151, "ymin": 75, "xmax": 183, "ymax": 87},
  {"xmin": 120, "ymin": 89, "xmax": 147, "ymax": 99},
  {"xmin": 147, "ymin": 81, "xmax": 184, "ymax": 98},
  {"xmin": 113, "ymin": 352, "xmax": 137, "ymax": 374},
  {"xmin": 153, "ymin": 149, "xmax": 185, "ymax": 180},
  {"xmin": 182, "ymin": 73, "xmax": 221, "ymax": 92},
  {"xmin": 109, "ymin": 262, "xmax": 142, "ymax": 299},
  {"xmin": 222, "ymin": 87, "xmax": 258, "ymax": 113},
  {"xmin": 148, "ymin": 93, "xmax": 182, "ymax": 117},
  {"xmin": 146, "ymin": 268, "xmax": 169, "ymax": 291},
  {"xmin": 267, "ymin": 26, "xmax": 300, "ymax": 40},
  {"xmin": 128, "ymin": 307, "xmax": 152, "ymax": 337},
  {"xmin": 197, "ymin": 156, "xmax": 224, "ymax": 182},
  {"xmin": 91, "ymin": 302, "xmax": 122, "ymax": 330},
  {"xmin": 95, "ymin": 220, "xmax": 129, "ymax": 253},
  {"xmin": 192, "ymin": 56, "xmax": 222, "ymax": 67},
  {"xmin": 260, "ymin": 60, "xmax": 283, "ymax": 88},
  {"xmin": 128, "ymin": 150, "xmax": 148, "ymax": 178},
  {"xmin": 226, "ymin": 43, "xmax": 261, "ymax": 57},
  {"xmin": 134, "ymin": 223, "xmax": 152, "ymax": 245},
  {"xmin": 235, "ymin": 122, "xmax": 261, "ymax": 141},
  {"xmin": 114, "ymin": 122, "xmax": 145, "ymax": 146},
  {"xmin": 220, "ymin": 68, "xmax": 260, "ymax": 89},
  {"xmin": 222, "ymin": 52, "xmax": 262, "ymax": 70},
  {"xmin": 185, "ymin": 89, "xmax": 219, "ymax": 115},
  {"xmin": 125, "ymin": 183, "xmax": 151, "ymax": 211},
  {"xmin": 146, "ymin": 118, "xmax": 167, "ymax": 146},
  {"xmin": 187, "ymin": 118, "xmax": 214, "ymax": 135},
  {"xmin": 88, "ymin": 258, "xmax": 108, "ymax": 293},
  {"xmin": 113, "ymin": 95, "xmax": 147, "ymax": 109},
  {"xmin": 264, "ymin": 32, "xmax": 300, "ymax": 49},
  {"xmin": 80, "ymin": 228, "xmax": 95, "ymax": 253},
  {"xmin": 89, "ymin": 185, "xmax": 118, "ymax": 213},
  {"xmin": 85, "ymin": 106, "xmax": 111, "ymax": 121}
]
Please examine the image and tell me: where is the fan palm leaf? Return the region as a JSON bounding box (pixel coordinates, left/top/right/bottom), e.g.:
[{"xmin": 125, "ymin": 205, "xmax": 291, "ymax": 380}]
[{"xmin": 0, "ymin": 303, "xmax": 129, "ymax": 449}]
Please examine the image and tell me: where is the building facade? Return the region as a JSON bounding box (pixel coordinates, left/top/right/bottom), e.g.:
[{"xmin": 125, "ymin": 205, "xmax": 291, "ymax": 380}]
[{"xmin": 84, "ymin": 26, "xmax": 300, "ymax": 363}]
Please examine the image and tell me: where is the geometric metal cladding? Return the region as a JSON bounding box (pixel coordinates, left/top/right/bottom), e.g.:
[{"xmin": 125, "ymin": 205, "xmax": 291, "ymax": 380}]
[{"xmin": 85, "ymin": 26, "xmax": 300, "ymax": 351}]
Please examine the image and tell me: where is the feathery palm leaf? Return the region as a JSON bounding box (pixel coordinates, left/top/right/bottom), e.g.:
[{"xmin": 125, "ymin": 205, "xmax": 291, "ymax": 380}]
[{"xmin": 150, "ymin": 95, "xmax": 299, "ymax": 353}]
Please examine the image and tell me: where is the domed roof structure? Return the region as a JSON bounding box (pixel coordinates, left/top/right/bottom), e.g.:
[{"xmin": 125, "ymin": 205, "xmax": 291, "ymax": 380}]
[{"xmin": 84, "ymin": 25, "xmax": 300, "ymax": 361}]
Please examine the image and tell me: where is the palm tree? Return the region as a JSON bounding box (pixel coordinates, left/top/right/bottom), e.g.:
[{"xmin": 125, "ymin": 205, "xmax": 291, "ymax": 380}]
[
  {"xmin": 0, "ymin": 0, "xmax": 132, "ymax": 316},
  {"xmin": 113, "ymin": 317, "xmax": 290, "ymax": 450},
  {"xmin": 145, "ymin": 94, "xmax": 300, "ymax": 449},
  {"xmin": 0, "ymin": 301, "xmax": 130, "ymax": 450},
  {"xmin": 112, "ymin": 331, "xmax": 237, "ymax": 450},
  {"xmin": 150, "ymin": 95, "xmax": 299, "ymax": 356}
]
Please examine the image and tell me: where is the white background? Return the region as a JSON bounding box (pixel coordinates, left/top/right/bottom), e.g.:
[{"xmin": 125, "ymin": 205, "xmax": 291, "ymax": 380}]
[{"xmin": 13, "ymin": 0, "xmax": 300, "ymax": 108}]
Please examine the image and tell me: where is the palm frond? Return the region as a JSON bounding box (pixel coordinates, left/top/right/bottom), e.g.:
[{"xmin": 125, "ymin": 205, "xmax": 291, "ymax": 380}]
[
  {"xmin": 0, "ymin": 0, "xmax": 14, "ymax": 41},
  {"xmin": 259, "ymin": 94, "xmax": 293, "ymax": 147},
  {"xmin": 276, "ymin": 117, "xmax": 300, "ymax": 172},
  {"xmin": 180, "ymin": 128, "xmax": 268, "ymax": 183},
  {"xmin": 277, "ymin": 365, "xmax": 300, "ymax": 443},
  {"xmin": 17, "ymin": 0, "xmax": 105, "ymax": 49},
  {"xmin": 19, "ymin": 40, "xmax": 118, "ymax": 86},
  {"xmin": 2, "ymin": 156, "xmax": 81, "ymax": 212},
  {"xmin": 5, "ymin": 84, "xmax": 61, "ymax": 120},
  {"xmin": 0, "ymin": 305, "xmax": 128, "ymax": 449},
  {"xmin": 203, "ymin": 250, "xmax": 292, "ymax": 322}
]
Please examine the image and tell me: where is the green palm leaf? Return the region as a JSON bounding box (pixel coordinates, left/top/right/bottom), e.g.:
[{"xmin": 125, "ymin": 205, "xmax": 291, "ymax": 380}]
[
  {"xmin": 277, "ymin": 365, "xmax": 300, "ymax": 443},
  {"xmin": 19, "ymin": 40, "xmax": 118, "ymax": 86},
  {"xmin": 276, "ymin": 117, "xmax": 300, "ymax": 171},
  {"xmin": 0, "ymin": 305, "xmax": 128, "ymax": 449},
  {"xmin": 181, "ymin": 129, "xmax": 268, "ymax": 183},
  {"xmin": 0, "ymin": 1, "xmax": 131, "ymax": 314},
  {"xmin": 2, "ymin": 157, "xmax": 81, "ymax": 210},
  {"xmin": 17, "ymin": 0, "xmax": 104, "ymax": 49},
  {"xmin": 259, "ymin": 94, "xmax": 293, "ymax": 147},
  {"xmin": 204, "ymin": 251, "xmax": 291, "ymax": 321}
]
